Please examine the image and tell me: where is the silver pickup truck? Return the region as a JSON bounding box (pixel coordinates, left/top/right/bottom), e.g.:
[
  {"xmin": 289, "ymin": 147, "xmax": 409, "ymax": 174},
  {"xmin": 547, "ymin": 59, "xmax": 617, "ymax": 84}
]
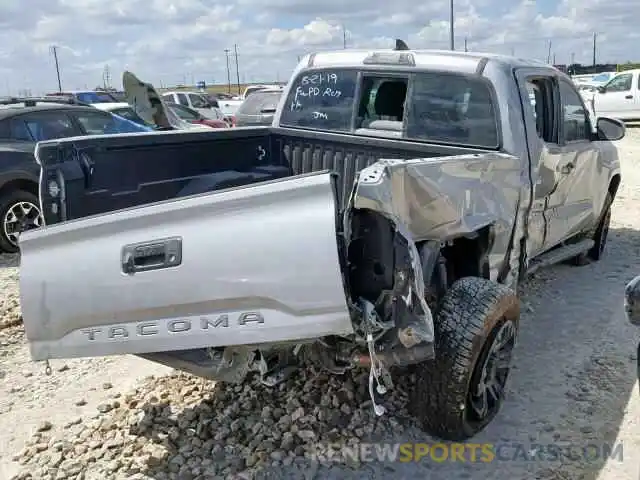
[{"xmin": 19, "ymin": 44, "xmax": 624, "ymax": 440}]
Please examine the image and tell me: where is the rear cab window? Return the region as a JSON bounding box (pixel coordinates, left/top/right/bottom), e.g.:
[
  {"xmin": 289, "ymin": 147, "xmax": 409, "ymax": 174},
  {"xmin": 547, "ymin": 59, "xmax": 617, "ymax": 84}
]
[{"xmin": 279, "ymin": 68, "xmax": 500, "ymax": 148}]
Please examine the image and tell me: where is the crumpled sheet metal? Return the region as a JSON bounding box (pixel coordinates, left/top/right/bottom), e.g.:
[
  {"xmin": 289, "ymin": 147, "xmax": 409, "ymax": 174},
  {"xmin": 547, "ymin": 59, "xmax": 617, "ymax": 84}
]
[{"xmin": 351, "ymin": 153, "xmax": 523, "ymax": 284}]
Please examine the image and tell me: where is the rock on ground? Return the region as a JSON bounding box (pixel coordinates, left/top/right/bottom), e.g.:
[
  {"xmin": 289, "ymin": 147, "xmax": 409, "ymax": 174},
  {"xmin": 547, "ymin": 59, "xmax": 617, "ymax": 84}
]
[{"xmin": 1, "ymin": 131, "xmax": 640, "ymax": 480}]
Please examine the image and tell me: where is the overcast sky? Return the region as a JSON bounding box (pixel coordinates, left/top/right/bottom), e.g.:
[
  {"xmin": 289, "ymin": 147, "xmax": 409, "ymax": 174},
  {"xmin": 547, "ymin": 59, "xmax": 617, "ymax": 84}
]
[{"xmin": 0, "ymin": 0, "xmax": 636, "ymax": 94}]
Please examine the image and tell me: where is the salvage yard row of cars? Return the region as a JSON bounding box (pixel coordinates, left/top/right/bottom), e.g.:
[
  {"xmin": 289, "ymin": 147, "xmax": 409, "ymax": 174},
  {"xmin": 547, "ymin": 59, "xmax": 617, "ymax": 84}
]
[
  {"xmin": 13, "ymin": 43, "xmax": 639, "ymax": 442},
  {"xmin": 0, "ymin": 79, "xmax": 285, "ymax": 252}
]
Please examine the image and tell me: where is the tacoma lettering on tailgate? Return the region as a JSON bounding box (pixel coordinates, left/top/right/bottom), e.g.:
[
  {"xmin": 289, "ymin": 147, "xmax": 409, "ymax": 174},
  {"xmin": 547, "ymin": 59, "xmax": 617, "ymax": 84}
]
[{"xmin": 79, "ymin": 312, "xmax": 265, "ymax": 341}]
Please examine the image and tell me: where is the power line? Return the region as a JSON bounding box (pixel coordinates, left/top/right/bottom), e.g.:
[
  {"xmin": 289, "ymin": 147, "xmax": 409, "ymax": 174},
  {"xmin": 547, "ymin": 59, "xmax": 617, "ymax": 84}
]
[{"xmin": 49, "ymin": 45, "xmax": 62, "ymax": 92}]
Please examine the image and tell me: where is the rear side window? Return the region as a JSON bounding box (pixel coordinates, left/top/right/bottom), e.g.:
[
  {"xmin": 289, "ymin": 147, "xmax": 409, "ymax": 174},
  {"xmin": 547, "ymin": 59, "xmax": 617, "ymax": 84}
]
[
  {"xmin": 9, "ymin": 120, "xmax": 33, "ymax": 141},
  {"xmin": 237, "ymin": 92, "xmax": 283, "ymax": 115},
  {"xmin": 406, "ymin": 73, "xmax": 499, "ymax": 148},
  {"xmin": 280, "ymin": 70, "xmax": 358, "ymax": 132},
  {"xmin": 21, "ymin": 113, "xmax": 77, "ymax": 141},
  {"xmin": 73, "ymin": 110, "xmax": 151, "ymax": 134}
]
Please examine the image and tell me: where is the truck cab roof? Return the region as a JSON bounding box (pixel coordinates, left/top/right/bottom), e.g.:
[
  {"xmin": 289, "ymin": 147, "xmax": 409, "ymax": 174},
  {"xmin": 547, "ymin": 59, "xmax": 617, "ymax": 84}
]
[{"xmin": 301, "ymin": 48, "xmax": 552, "ymax": 76}]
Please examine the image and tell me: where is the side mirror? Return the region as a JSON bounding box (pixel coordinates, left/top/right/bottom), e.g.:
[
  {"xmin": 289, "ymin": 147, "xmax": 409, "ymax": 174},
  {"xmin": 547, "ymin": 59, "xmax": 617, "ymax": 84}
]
[
  {"xmin": 625, "ymin": 276, "xmax": 640, "ymax": 326},
  {"xmin": 596, "ymin": 117, "xmax": 625, "ymax": 141},
  {"xmin": 597, "ymin": 86, "xmax": 606, "ymax": 94}
]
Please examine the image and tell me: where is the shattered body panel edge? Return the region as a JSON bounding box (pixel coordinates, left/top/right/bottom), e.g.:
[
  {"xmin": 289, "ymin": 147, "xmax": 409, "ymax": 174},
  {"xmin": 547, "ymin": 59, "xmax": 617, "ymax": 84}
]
[{"xmin": 350, "ymin": 152, "xmax": 523, "ymax": 286}]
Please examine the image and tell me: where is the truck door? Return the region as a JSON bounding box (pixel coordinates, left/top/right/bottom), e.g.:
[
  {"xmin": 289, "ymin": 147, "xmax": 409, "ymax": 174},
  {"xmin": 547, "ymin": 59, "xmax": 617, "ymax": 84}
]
[
  {"xmin": 543, "ymin": 79, "xmax": 602, "ymax": 248},
  {"xmin": 513, "ymin": 69, "xmax": 561, "ymax": 259},
  {"xmin": 592, "ymin": 72, "xmax": 636, "ymax": 119}
]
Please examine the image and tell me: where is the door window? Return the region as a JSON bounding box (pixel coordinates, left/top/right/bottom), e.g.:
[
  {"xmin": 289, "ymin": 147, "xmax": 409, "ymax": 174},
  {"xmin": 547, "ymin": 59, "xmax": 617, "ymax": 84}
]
[
  {"xmin": 19, "ymin": 112, "xmax": 78, "ymax": 141},
  {"xmin": 525, "ymin": 78, "xmax": 556, "ymax": 143},
  {"xmin": 559, "ymin": 81, "xmax": 589, "ymax": 142},
  {"xmin": 176, "ymin": 93, "xmax": 189, "ymax": 106},
  {"xmin": 605, "ymin": 74, "xmax": 632, "ymax": 92},
  {"xmin": 169, "ymin": 103, "xmax": 199, "ymax": 121},
  {"xmin": 188, "ymin": 94, "xmax": 208, "ymax": 108}
]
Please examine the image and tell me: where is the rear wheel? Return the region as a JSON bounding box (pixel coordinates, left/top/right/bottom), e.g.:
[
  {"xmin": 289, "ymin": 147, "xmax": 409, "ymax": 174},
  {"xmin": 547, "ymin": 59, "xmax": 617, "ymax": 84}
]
[
  {"xmin": 0, "ymin": 190, "xmax": 43, "ymax": 253},
  {"xmin": 408, "ymin": 277, "xmax": 520, "ymax": 440}
]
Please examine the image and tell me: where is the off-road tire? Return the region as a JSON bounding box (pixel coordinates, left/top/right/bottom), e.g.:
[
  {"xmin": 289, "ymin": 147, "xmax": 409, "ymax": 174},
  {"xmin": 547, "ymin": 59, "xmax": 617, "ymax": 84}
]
[
  {"xmin": 571, "ymin": 192, "xmax": 612, "ymax": 266},
  {"xmin": 0, "ymin": 190, "xmax": 42, "ymax": 253},
  {"xmin": 408, "ymin": 277, "xmax": 520, "ymax": 441}
]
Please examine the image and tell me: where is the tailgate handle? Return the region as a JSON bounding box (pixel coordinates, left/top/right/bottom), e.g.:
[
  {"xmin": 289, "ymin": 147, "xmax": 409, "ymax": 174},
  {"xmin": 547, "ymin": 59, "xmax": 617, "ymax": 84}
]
[{"xmin": 122, "ymin": 237, "xmax": 182, "ymax": 274}]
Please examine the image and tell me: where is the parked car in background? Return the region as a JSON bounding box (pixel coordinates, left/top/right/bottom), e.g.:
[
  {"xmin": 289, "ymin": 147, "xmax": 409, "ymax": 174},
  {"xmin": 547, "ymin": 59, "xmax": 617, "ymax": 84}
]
[
  {"xmin": 93, "ymin": 102, "xmax": 152, "ymax": 127},
  {"xmin": 216, "ymin": 97, "xmax": 244, "ymax": 121},
  {"xmin": 233, "ymin": 88, "xmax": 283, "ymax": 127},
  {"xmin": 45, "ymin": 90, "xmax": 119, "ymax": 104},
  {"xmin": 167, "ymin": 103, "xmax": 228, "ymax": 129},
  {"xmin": 0, "ymin": 98, "xmax": 152, "ymax": 252},
  {"xmin": 588, "ymin": 69, "xmax": 640, "ymax": 121},
  {"xmin": 241, "ymin": 84, "xmax": 283, "ymax": 99},
  {"xmin": 161, "ymin": 91, "xmax": 226, "ymax": 122}
]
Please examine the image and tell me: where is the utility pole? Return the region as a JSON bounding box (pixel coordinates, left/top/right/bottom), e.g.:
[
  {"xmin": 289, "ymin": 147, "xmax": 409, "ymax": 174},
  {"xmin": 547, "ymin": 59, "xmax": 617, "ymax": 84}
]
[
  {"xmin": 449, "ymin": 0, "xmax": 454, "ymax": 50},
  {"xmin": 343, "ymin": 25, "xmax": 347, "ymax": 49},
  {"xmin": 224, "ymin": 49, "xmax": 231, "ymax": 94},
  {"xmin": 546, "ymin": 40, "xmax": 552, "ymax": 64},
  {"xmin": 102, "ymin": 65, "xmax": 111, "ymax": 90},
  {"xmin": 552, "ymin": 53, "xmax": 556, "ymax": 65},
  {"xmin": 592, "ymin": 32, "xmax": 597, "ymax": 66},
  {"xmin": 464, "ymin": 37, "xmax": 467, "ymax": 52},
  {"xmin": 234, "ymin": 44, "xmax": 241, "ymax": 95},
  {"xmin": 49, "ymin": 45, "xmax": 62, "ymax": 92}
]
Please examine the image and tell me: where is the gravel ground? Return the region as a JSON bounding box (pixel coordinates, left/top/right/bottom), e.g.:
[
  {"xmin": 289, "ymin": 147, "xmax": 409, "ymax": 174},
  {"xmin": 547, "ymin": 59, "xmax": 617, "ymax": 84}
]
[{"xmin": 1, "ymin": 132, "xmax": 639, "ymax": 480}]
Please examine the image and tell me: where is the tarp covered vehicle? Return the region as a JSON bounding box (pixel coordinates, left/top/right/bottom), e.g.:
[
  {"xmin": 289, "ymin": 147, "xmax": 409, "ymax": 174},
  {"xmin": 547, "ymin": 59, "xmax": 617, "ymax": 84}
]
[{"xmin": 19, "ymin": 45, "xmax": 623, "ymax": 440}]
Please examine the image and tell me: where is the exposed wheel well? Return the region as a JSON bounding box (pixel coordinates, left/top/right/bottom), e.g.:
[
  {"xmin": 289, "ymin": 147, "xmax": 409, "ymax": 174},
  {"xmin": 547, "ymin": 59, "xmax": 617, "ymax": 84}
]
[
  {"xmin": 0, "ymin": 179, "xmax": 38, "ymax": 200},
  {"xmin": 608, "ymin": 174, "xmax": 621, "ymax": 200},
  {"xmin": 441, "ymin": 226, "xmax": 493, "ymax": 287}
]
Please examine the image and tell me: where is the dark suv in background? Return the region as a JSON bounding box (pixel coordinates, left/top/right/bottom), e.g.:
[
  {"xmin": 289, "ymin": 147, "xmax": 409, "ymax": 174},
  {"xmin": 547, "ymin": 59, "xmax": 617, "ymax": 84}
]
[
  {"xmin": 233, "ymin": 89, "xmax": 283, "ymax": 127},
  {"xmin": 0, "ymin": 98, "xmax": 150, "ymax": 252}
]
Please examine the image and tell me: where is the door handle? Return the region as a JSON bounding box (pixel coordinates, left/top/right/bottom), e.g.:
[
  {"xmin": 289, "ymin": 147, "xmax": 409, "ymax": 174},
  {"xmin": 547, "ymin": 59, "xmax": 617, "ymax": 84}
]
[
  {"xmin": 122, "ymin": 237, "xmax": 182, "ymax": 274},
  {"xmin": 625, "ymin": 95, "xmax": 633, "ymax": 99},
  {"xmin": 559, "ymin": 162, "xmax": 575, "ymax": 174}
]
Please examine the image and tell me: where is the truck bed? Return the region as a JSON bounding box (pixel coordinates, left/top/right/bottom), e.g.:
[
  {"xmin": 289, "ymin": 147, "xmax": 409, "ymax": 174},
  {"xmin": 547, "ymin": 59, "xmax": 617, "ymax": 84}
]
[{"xmin": 36, "ymin": 126, "xmax": 487, "ymax": 225}]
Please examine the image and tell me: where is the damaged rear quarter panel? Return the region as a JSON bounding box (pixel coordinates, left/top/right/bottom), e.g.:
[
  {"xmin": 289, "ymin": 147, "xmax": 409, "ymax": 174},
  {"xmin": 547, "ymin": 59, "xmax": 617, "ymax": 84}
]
[{"xmin": 349, "ymin": 152, "xmax": 521, "ymax": 282}]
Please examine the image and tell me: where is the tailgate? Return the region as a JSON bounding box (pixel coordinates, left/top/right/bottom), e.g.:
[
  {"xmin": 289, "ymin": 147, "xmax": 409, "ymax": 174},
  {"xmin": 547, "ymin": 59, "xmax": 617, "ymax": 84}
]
[{"xmin": 20, "ymin": 171, "xmax": 353, "ymax": 361}]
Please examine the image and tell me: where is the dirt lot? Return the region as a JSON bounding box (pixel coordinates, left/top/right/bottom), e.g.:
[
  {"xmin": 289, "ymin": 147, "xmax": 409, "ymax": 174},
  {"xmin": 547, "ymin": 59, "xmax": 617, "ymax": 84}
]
[{"xmin": 0, "ymin": 131, "xmax": 639, "ymax": 480}]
